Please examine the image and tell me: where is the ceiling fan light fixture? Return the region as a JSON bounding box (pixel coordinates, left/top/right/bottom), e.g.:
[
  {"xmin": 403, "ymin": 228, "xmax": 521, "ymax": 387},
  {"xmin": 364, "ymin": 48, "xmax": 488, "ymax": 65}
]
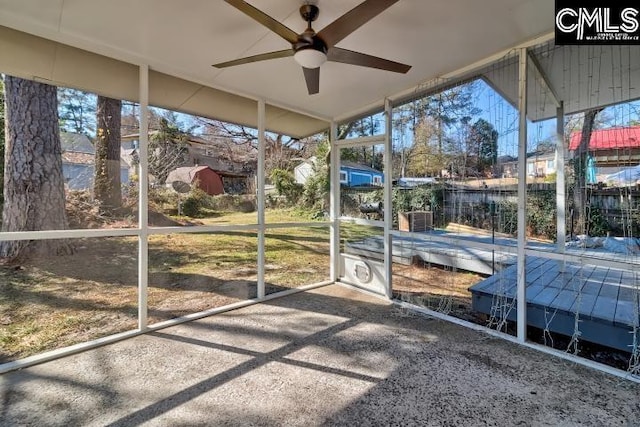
[{"xmin": 294, "ymin": 48, "xmax": 327, "ymax": 69}]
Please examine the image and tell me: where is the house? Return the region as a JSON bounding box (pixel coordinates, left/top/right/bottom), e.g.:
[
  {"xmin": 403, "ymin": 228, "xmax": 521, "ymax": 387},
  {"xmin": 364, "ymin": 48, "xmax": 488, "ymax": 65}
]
[
  {"xmin": 498, "ymin": 150, "xmax": 556, "ymax": 178},
  {"xmin": 497, "ymin": 152, "xmax": 556, "ymax": 179},
  {"xmin": 294, "ymin": 158, "xmax": 384, "ymax": 188},
  {"xmin": 122, "ymin": 132, "xmax": 253, "ymax": 193},
  {"xmin": 340, "ymin": 161, "xmax": 384, "ymax": 187},
  {"xmin": 166, "ymin": 166, "xmax": 225, "ymax": 196},
  {"xmin": 525, "ymin": 150, "xmax": 556, "ymax": 178},
  {"xmin": 497, "ymin": 155, "xmax": 518, "ymax": 178},
  {"xmin": 61, "ymin": 132, "xmax": 129, "ymax": 190},
  {"xmin": 569, "ymin": 126, "xmax": 640, "ymax": 177}
]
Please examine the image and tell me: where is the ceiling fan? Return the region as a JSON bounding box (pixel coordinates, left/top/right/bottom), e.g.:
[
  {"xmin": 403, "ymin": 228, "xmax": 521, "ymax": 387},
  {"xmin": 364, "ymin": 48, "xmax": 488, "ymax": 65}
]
[{"xmin": 213, "ymin": 0, "xmax": 411, "ymax": 95}]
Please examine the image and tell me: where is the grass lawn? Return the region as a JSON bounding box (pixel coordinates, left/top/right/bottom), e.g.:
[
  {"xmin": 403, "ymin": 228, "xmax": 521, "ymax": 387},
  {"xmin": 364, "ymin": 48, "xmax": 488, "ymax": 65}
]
[
  {"xmin": 0, "ymin": 209, "xmax": 331, "ymax": 362},
  {"xmin": 0, "ymin": 208, "xmax": 481, "ymax": 363}
]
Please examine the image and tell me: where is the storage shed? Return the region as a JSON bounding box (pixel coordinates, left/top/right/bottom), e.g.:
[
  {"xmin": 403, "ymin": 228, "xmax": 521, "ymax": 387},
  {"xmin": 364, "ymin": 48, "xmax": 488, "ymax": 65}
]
[{"xmin": 166, "ymin": 166, "xmax": 224, "ymax": 196}]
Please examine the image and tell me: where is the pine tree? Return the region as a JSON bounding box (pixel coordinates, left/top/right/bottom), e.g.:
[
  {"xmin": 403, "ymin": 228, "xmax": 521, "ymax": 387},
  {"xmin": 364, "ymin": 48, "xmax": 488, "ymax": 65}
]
[{"xmin": 0, "ymin": 76, "xmax": 73, "ymax": 260}]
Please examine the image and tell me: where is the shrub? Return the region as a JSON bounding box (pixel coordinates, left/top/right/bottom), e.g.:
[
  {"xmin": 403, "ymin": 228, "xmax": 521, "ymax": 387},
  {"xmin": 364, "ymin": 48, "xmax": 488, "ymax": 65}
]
[
  {"xmin": 527, "ymin": 191, "xmax": 556, "ymax": 239},
  {"xmin": 215, "ymin": 194, "xmax": 255, "ymax": 213},
  {"xmin": 270, "ymin": 168, "xmax": 303, "ymax": 205},
  {"xmin": 497, "ymin": 200, "xmax": 518, "ymax": 235},
  {"xmin": 493, "ymin": 192, "xmax": 557, "ymax": 240},
  {"xmin": 543, "ymin": 172, "xmax": 556, "ymax": 183},
  {"xmin": 302, "ymin": 169, "xmax": 329, "ymax": 211},
  {"xmin": 181, "ymin": 187, "xmax": 209, "ymax": 217},
  {"xmin": 585, "ymin": 206, "xmax": 609, "ymax": 236}
]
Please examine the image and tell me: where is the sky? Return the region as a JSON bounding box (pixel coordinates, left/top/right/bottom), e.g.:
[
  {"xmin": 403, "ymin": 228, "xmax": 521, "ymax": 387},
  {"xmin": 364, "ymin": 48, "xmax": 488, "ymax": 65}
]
[
  {"xmin": 389, "ymin": 78, "xmax": 640, "ymax": 159},
  {"xmin": 57, "ymin": 77, "xmax": 639, "ymax": 161}
]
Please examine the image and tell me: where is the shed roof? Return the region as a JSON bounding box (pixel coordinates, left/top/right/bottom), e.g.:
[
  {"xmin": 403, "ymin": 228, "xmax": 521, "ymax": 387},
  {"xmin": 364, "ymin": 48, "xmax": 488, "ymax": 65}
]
[
  {"xmin": 61, "ymin": 152, "xmax": 94, "ymax": 165},
  {"xmin": 166, "ymin": 165, "xmax": 215, "ymax": 184},
  {"xmin": 341, "ymin": 161, "xmax": 382, "ymax": 174},
  {"xmin": 569, "ymin": 127, "xmax": 640, "ymax": 152}
]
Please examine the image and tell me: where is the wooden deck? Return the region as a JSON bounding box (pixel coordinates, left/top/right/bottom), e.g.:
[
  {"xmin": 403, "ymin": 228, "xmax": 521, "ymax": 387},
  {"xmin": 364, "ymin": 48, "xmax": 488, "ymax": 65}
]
[
  {"xmin": 470, "ymin": 257, "xmax": 640, "ymax": 351},
  {"xmin": 345, "ymin": 233, "xmax": 519, "ymax": 274}
]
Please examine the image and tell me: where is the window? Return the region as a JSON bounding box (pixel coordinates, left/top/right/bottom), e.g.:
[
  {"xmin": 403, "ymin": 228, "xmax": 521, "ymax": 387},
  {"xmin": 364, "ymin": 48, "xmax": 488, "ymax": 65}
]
[
  {"xmin": 372, "ymin": 175, "xmax": 382, "ymax": 186},
  {"xmin": 339, "ymin": 171, "xmax": 347, "ymax": 183},
  {"xmin": 546, "ymin": 159, "xmax": 555, "ymax": 171},
  {"xmin": 527, "ymin": 162, "xmax": 535, "ymax": 174}
]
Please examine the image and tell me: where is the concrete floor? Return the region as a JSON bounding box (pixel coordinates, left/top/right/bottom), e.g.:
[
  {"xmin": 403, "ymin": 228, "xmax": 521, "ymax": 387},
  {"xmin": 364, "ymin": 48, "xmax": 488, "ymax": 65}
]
[{"xmin": 1, "ymin": 284, "xmax": 639, "ymax": 426}]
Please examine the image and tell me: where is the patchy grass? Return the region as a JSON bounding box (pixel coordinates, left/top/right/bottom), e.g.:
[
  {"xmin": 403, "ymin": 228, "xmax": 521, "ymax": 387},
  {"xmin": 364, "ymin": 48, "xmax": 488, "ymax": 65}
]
[
  {"xmin": 264, "ymin": 226, "xmax": 330, "ymax": 287},
  {"xmin": 0, "ymin": 238, "xmax": 139, "ymax": 362},
  {"xmin": 0, "ymin": 209, "xmax": 331, "ymax": 362},
  {"xmin": 178, "ymin": 208, "xmax": 314, "ymax": 226},
  {"xmin": 0, "ymin": 207, "xmax": 481, "ymax": 363}
]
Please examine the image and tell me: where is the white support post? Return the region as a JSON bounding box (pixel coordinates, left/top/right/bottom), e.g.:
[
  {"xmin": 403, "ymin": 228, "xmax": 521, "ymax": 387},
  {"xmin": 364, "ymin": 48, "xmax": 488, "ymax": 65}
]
[
  {"xmin": 329, "ymin": 122, "xmax": 341, "ymax": 282},
  {"xmin": 257, "ymin": 100, "xmax": 266, "ymax": 299},
  {"xmin": 556, "ymin": 102, "xmax": 566, "ymax": 255},
  {"xmin": 383, "ymin": 99, "xmax": 393, "ymax": 299},
  {"xmin": 516, "ymin": 48, "xmax": 528, "ymax": 343},
  {"xmin": 138, "ymin": 64, "xmax": 149, "ymax": 331}
]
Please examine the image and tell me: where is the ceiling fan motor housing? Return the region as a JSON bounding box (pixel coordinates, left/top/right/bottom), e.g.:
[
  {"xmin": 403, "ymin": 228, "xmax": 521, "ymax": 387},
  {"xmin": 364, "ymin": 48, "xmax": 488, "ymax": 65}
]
[
  {"xmin": 294, "ymin": 4, "xmax": 326, "ymax": 54},
  {"xmin": 294, "ymin": 32, "xmax": 327, "ymax": 54},
  {"xmin": 300, "ymin": 4, "xmax": 320, "ymax": 23}
]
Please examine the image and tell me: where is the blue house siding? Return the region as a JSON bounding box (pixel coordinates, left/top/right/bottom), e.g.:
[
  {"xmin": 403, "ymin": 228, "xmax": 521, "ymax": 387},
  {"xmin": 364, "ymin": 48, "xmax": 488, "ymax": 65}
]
[{"xmin": 340, "ymin": 165, "xmax": 384, "ymax": 188}]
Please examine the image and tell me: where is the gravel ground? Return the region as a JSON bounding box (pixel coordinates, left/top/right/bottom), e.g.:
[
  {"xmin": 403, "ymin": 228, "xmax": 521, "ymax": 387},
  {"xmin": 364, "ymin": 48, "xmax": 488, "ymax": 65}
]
[{"xmin": 1, "ymin": 284, "xmax": 639, "ymax": 426}]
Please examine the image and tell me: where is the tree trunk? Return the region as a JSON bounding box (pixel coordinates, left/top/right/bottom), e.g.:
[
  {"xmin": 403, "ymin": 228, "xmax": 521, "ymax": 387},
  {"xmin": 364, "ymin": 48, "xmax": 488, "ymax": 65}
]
[
  {"xmin": 0, "ymin": 78, "xmax": 5, "ymax": 201},
  {"xmin": 94, "ymin": 96, "xmax": 122, "ymax": 211},
  {"xmin": 572, "ymin": 108, "xmax": 602, "ymax": 235},
  {"xmin": 0, "ymin": 76, "xmax": 73, "ymax": 260}
]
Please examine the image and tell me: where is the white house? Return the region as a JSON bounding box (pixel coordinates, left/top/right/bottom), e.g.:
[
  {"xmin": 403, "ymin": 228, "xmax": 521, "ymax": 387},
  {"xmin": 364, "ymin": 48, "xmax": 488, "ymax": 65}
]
[{"xmin": 61, "ymin": 132, "xmax": 130, "ymax": 190}]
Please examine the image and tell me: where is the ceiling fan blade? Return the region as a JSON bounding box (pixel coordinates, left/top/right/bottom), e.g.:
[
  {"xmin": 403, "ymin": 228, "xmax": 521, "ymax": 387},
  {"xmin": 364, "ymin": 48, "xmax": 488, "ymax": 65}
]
[
  {"xmin": 328, "ymin": 47, "xmax": 410, "ymax": 73},
  {"xmin": 317, "ymin": 0, "xmax": 400, "ymax": 47},
  {"xmin": 225, "ymin": 0, "xmax": 298, "ymax": 44},
  {"xmin": 302, "ymin": 67, "xmax": 320, "ymax": 95},
  {"xmin": 213, "ymin": 50, "xmax": 293, "ymax": 68}
]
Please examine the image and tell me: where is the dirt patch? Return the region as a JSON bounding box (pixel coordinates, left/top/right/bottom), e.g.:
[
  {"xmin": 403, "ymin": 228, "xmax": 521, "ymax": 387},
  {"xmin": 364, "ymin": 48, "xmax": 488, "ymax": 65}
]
[
  {"xmin": 0, "ymin": 226, "xmax": 329, "ymax": 363},
  {"xmin": 392, "ymin": 262, "xmax": 486, "ymax": 322},
  {"xmin": 65, "ymin": 190, "xmax": 202, "ymax": 229}
]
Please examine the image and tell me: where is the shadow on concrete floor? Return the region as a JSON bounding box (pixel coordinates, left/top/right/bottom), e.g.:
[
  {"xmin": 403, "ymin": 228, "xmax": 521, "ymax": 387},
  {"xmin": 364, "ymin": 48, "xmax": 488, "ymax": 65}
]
[{"xmin": 1, "ymin": 285, "xmax": 639, "ymax": 426}]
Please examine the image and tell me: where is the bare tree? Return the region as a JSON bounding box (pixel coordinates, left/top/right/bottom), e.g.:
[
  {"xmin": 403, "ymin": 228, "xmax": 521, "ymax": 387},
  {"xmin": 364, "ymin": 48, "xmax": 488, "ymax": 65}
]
[
  {"xmin": 0, "ymin": 76, "xmax": 73, "ymax": 260},
  {"xmin": 572, "ymin": 107, "xmax": 603, "ymax": 235},
  {"xmin": 148, "ymin": 118, "xmax": 190, "ymax": 184}
]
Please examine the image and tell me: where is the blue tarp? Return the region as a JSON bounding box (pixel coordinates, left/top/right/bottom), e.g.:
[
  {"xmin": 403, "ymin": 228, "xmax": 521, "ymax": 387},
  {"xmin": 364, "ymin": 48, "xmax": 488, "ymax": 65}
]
[{"xmin": 605, "ymin": 164, "xmax": 640, "ymax": 187}]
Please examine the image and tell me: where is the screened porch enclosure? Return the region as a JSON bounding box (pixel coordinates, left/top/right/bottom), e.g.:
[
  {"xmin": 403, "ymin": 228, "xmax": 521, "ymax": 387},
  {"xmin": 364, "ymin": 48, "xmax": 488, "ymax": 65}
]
[
  {"xmin": 0, "ymin": 2, "xmax": 639, "ymax": 382},
  {"xmin": 334, "ymin": 41, "xmax": 640, "ymax": 376}
]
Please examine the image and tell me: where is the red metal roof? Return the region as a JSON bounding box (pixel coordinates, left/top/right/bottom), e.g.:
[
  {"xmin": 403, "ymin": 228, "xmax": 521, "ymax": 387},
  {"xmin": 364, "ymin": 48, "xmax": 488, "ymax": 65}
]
[{"xmin": 569, "ymin": 126, "xmax": 640, "ymax": 151}]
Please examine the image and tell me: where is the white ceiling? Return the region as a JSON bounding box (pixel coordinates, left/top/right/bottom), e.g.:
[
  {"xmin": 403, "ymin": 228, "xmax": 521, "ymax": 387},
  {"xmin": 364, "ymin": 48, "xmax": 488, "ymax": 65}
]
[{"xmin": 0, "ymin": 0, "xmax": 555, "ymax": 133}]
